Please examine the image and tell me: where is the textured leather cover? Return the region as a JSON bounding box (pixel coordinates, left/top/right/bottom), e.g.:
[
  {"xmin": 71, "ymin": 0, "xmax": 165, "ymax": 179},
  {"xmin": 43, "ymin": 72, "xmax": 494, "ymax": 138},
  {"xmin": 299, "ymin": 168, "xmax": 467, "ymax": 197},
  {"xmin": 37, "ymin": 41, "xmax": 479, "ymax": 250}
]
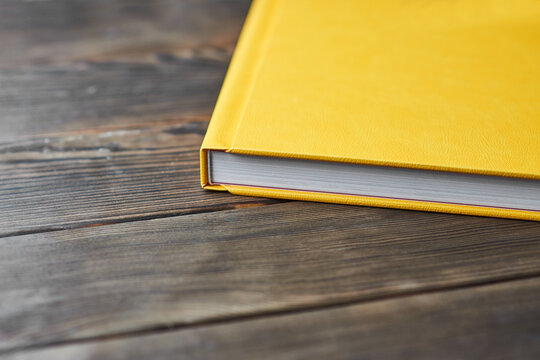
[{"xmin": 201, "ymin": 0, "xmax": 540, "ymax": 220}]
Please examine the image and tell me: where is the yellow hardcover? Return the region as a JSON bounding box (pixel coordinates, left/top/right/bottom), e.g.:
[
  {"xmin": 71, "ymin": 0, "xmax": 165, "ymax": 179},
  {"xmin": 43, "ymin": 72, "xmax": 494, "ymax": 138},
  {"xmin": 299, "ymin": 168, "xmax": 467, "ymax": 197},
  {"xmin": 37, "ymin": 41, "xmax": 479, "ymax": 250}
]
[{"xmin": 201, "ymin": 0, "xmax": 540, "ymax": 220}]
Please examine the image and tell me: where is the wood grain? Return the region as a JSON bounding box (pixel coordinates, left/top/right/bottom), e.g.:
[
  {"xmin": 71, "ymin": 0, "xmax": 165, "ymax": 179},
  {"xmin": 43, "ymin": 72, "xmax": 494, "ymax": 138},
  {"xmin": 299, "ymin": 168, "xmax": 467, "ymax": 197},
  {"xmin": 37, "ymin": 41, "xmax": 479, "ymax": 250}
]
[
  {"xmin": 0, "ymin": 0, "xmax": 265, "ymax": 236},
  {"xmin": 0, "ymin": 0, "xmax": 251, "ymax": 67},
  {"xmin": 0, "ymin": 58, "xmax": 230, "ymax": 141},
  {"xmin": 0, "ymin": 120, "xmax": 278, "ymax": 237},
  {"xmin": 5, "ymin": 277, "xmax": 540, "ymax": 360},
  {"xmin": 1, "ymin": 202, "xmax": 540, "ymax": 351},
  {"xmin": 1, "ymin": 1, "xmax": 539, "ymax": 358},
  {"xmin": 0, "ymin": 0, "xmax": 251, "ymax": 140}
]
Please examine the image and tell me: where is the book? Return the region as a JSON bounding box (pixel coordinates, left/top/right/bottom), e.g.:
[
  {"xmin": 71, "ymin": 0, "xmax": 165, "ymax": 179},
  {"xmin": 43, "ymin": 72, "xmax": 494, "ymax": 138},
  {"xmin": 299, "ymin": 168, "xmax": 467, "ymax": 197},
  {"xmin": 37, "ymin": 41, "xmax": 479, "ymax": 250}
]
[{"xmin": 201, "ymin": 0, "xmax": 540, "ymax": 221}]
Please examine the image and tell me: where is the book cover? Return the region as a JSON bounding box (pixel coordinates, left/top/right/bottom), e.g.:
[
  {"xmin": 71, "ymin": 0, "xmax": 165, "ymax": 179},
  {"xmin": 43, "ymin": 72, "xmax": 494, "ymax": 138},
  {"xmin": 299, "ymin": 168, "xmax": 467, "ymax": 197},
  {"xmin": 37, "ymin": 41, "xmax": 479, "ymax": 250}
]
[{"xmin": 201, "ymin": 0, "xmax": 540, "ymax": 220}]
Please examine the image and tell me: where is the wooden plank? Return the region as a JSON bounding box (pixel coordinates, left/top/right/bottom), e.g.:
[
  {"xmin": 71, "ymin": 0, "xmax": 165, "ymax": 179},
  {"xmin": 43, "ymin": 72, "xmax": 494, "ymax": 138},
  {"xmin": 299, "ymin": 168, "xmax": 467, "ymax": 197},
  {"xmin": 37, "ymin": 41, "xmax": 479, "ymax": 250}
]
[
  {"xmin": 1, "ymin": 202, "xmax": 539, "ymax": 351},
  {"xmin": 0, "ymin": 0, "xmax": 251, "ymax": 140},
  {"xmin": 0, "ymin": 0, "xmax": 256, "ymax": 231},
  {"xmin": 0, "ymin": 0, "xmax": 262, "ymax": 234},
  {"xmin": 0, "ymin": 121, "xmax": 278, "ymax": 236},
  {"xmin": 0, "ymin": 58, "xmax": 231, "ymax": 140},
  {"xmin": 0, "ymin": 0, "xmax": 251, "ymax": 67},
  {"xmin": 5, "ymin": 277, "xmax": 540, "ymax": 359}
]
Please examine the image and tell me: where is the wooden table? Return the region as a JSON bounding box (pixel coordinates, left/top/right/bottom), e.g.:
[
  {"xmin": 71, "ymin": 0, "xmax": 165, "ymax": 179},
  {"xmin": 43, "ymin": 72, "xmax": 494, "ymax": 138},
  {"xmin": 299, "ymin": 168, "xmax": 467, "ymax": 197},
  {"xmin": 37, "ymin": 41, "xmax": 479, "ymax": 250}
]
[{"xmin": 1, "ymin": 1, "xmax": 539, "ymax": 359}]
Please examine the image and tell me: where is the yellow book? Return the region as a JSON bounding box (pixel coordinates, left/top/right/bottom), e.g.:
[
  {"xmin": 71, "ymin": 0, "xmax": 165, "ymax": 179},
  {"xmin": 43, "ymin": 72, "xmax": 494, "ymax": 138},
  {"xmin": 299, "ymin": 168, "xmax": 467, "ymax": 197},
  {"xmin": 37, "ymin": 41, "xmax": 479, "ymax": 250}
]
[{"xmin": 201, "ymin": 0, "xmax": 540, "ymax": 221}]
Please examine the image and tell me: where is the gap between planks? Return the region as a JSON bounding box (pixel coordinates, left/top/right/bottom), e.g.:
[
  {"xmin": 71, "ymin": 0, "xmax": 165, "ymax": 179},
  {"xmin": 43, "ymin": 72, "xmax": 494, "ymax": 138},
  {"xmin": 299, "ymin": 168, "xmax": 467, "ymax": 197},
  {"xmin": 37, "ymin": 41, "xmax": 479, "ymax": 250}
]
[{"xmin": 0, "ymin": 200, "xmax": 285, "ymax": 239}]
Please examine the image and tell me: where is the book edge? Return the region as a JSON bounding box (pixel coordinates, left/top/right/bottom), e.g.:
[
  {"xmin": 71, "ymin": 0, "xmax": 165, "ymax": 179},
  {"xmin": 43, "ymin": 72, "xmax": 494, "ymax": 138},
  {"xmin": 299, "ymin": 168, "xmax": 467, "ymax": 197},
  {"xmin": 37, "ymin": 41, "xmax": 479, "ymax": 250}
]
[
  {"xmin": 200, "ymin": 0, "xmax": 278, "ymax": 188},
  {"xmin": 223, "ymin": 184, "xmax": 540, "ymax": 221}
]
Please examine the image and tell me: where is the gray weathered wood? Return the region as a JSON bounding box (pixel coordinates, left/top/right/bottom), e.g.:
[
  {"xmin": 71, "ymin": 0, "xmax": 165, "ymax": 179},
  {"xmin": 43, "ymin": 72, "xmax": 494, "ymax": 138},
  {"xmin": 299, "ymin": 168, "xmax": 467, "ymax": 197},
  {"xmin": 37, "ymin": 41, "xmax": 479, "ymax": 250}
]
[
  {"xmin": 0, "ymin": 121, "xmax": 277, "ymax": 237},
  {"xmin": 0, "ymin": 0, "xmax": 251, "ymax": 140},
  {"xmin": 5, "ymin": 277, "xmax": 540, "ymax": 360},
  {"xmin": 1, "ymin": 1, "xmax": 539, "ymax": 359},
  {"xmin": 0, "ymin": 58, "xmax": 229, "ymax": 141},
  {"xmin": 0, "ymin": 0, "xmax": 251, "ymax": 67},
  {"xmin": 1, "ymin": 202, "xmax": 540, "ymax": 351},
  {"xmin": 0, "ymin": 0, "xmax": 271, "ymax": 236}
]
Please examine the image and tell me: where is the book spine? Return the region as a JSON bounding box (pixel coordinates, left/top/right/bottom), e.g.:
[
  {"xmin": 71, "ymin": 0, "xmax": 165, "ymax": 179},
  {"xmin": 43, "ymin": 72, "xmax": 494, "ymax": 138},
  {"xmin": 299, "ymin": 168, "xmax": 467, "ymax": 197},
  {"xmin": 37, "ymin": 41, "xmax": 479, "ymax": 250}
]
[{"xmin": 200, "ymin": 0, "xmax": 277, "ymax": 188}]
